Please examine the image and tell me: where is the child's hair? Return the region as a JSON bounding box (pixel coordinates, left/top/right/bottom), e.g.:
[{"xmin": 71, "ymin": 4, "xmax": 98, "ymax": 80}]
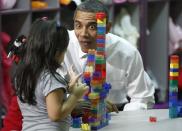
[{"xmin": 15, "ymin": 18, "xmax": 69, "ymax": 105}]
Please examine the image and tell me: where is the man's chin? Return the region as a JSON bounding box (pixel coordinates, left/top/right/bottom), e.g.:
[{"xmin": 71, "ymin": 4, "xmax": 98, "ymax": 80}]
[
  {"xmin": 80, "ymin": 44, "xmax": 96, "ymax": 53},
  {"xmin": 81, "ymin": 47, "xmax": 89, "ymax": 53}
]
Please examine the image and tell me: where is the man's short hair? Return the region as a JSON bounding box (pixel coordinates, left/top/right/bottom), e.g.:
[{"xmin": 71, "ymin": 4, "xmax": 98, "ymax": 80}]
[{"xmin": 74, "ymin": 0, "xmax": 109, "ymax": 22}]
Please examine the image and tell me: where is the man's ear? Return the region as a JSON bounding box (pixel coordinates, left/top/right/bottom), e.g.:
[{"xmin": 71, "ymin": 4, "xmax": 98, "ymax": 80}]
[{"xmin": 106, "ymin": 22, "xmax": 112, "ymax": 34}]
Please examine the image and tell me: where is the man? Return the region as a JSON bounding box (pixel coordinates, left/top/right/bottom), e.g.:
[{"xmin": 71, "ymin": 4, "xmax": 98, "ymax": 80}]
[{"xmin": 64, "ymin": 0, "xmax": 155, "ymax": 111}]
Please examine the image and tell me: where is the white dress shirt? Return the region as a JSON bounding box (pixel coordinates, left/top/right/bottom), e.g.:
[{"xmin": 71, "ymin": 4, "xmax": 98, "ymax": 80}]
[{"xmin": 64, "ymin": 30, "xmax": 155, "ymax": 111}]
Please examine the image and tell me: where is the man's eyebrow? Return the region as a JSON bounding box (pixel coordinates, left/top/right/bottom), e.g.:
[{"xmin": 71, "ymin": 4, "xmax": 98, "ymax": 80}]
[
  {"xmin": 87, "ymin": 22, "xmax": 97, "ymax": 25},
  {"xmin": 74, "ymin": 20, "xmax": 96, "ymax": 24},
  {"xmin": 74, "ymin": 20, "xmax": 80, "ymax": 23}
]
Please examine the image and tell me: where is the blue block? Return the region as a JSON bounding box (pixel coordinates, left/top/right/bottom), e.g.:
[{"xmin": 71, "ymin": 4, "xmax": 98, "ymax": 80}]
[
  {"xmin": 169, "ymin": 95, "xmax": 178, "ymax": 101},
  {"xmin": 169, "ymin": 101, "xmax": 178, "ymax": 107},
  {"xmin": 178, "ymin": 101, "xmax": 182, "ymax": 106},
  {"xmin": 97, "ymin": 39, "xmax": 105, "ymax": 43},
  {"xmin": 100, "ymin": 92, "xmax": 107, "ymax": 99},
  {"xmin": 170, "ymin": 68, "xmax": 179, "ymax": 72},
  {"xmin": 106, "ymin": 113, "xmax": 111, "ymax": 120},
  {"xmin": 88, "ymin": 55, "xmax": 95, "ymax": 60},
  {"xmin": 72, "ymin": 117, "xmax": 82, "ymax": 128},
  {"xmin": 103, "ymin": 83, "xmax": 111, "ymax": 90},
  {"xmin": 97, "ymin": 27, "xmax": 106, "ymax": 34},
  {"xmin": 169, "ymin": 92, "xmax": 178, "ymax": 96}
]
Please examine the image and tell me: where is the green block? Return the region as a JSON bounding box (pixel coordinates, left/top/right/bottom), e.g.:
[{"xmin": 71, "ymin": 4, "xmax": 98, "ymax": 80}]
[
  {"xmin": 169, "ymin": 107, "xmax": 178, "ymax": 118},
  {"xmin": 169, "ymin": 80, "xmax": 178, "ymax": 86},
  {"xmin": 95, "ymin": 59, "xmax": 104, "ymax": 64},
  {"xmin": 169, "ymin": 87, "xmax": 178, "ymax": 92}
]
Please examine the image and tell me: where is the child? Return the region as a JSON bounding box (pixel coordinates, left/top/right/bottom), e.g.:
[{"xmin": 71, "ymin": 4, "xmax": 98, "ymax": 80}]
[{"xmin": 15, "ymin": 18, "xmax": 88, "ymax": 131}]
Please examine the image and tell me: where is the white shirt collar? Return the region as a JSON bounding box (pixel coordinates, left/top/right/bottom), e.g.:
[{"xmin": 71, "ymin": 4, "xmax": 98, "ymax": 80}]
[{"xmin": 78, "ymin": 45, "xmax": 87, "ymax": 59}]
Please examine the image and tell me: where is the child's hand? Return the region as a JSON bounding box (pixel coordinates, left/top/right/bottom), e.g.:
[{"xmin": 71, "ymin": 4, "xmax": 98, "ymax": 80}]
[
  {"xmin": 72, "ymin": 82, "xmax": 89, "ymax": 99},
  {"xmin": 68, "ymin": 65, "xmax": 82, "ymax": 93}
]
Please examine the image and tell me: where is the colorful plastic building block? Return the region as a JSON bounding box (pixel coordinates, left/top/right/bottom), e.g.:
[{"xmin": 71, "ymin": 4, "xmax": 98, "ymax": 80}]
[
  {"xmin": 72, "ymin": 12, "xmax": 111, "ymax": 130},
  {"xmin": 149, "ymin": 116, "xmax": 157, "ymax": 123},
  {"xmin": 72, "ymin": 117, "xmax": 82, "ymax": 128},
  {"xmin": 81, "ymin": 123, "xmax": 90, "ymax": 131},
  {"xmin": 169, "ymin": 55, "xmax": 182, "ymax": 118}
]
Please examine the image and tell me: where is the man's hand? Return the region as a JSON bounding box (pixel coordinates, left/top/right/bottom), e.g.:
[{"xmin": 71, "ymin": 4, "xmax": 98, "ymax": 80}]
[
  {"xmin": 106, "ymin": 100, "xmax": 119, "ymax": 113},
  {"xmin": 71, "ymin": 99, "xmax": 119, "ymax": 118}
]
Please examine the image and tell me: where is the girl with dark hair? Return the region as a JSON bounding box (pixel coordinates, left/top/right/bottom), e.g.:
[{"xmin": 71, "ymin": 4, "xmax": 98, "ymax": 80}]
[{"xmin": 15, "ymin": 18, "xmax": 88, "ymax": 131}]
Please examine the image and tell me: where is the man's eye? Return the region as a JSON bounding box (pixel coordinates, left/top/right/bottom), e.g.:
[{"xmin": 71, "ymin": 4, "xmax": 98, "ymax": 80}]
[
  {"xmin": 89, "ymin": 25, "xmax": 96, "ymax": 30},
  {"xmin": 75, "ymin": 24, "xmax": 81, "ymax": 29}
]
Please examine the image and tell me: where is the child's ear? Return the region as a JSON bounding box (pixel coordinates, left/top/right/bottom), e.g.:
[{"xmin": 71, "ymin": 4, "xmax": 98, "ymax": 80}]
[{"xmin": 106, "ymin": 22, "xmax": 112, "ymax": 34}]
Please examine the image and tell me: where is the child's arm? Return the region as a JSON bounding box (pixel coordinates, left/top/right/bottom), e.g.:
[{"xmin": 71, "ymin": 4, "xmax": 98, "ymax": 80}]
[{"xmin": 46, "ymin": 82, "xmax": 88, "ymax": 122}]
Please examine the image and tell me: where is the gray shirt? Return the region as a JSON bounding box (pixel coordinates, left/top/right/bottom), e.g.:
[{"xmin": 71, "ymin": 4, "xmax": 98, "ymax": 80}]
[{"xmin": 18, "ymin": 70, "xmax": 71, "ymax": 131}]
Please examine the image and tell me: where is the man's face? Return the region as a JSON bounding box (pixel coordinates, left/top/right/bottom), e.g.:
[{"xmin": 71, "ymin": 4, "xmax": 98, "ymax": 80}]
[{"xmin": 74, "ymin": 10, "xmax": 97, "ymax": 53}]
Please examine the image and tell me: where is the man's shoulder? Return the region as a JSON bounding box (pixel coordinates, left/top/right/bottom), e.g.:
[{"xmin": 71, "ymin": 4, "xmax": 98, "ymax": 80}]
[
  {"xmin": 68, "ymin": 30, "xmax": 74, "ymax": 34},
  {"xmin": 106, "ymin": 33, "xmax": 138, "ymax": 55},
  {"xmin": 67, "ymin": 30, "xmax": 79, "ymax": 48},
  {"xmin": 68, "ymin": 30, "xmax": 75, "ymax": 39}
]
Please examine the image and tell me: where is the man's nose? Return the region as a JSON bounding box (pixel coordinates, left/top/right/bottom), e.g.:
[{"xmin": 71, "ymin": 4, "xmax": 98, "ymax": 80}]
[{"xmin": 80, "ymin": 27, "xmax": 89, "ymax": 37}]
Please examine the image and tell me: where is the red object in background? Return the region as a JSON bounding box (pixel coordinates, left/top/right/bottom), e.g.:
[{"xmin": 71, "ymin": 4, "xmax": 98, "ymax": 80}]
[
  {"xmin": 0, "ymin": 32, "xmax": 15, "ymax": 110},
  {"xmin": 1, "ymin": 96, "xmax": 22, "ymax": 131},
  {"xmin": 0, "ymin": 32, "xmax": 23, "ymax": 130},
  {"xmin": 178, "ymin": 67, "xmax": 182, "ymax": 91}
]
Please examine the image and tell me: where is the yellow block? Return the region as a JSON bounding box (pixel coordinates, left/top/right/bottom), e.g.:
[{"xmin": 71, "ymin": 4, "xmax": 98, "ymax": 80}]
[
  {"xmin": 88, "ymin": 93, "xmax": 99, "ymax": 99},
  {"xmin": 170, "ymin": 63, "xmax": 179, "ymax": 68},
  {"xmin": 97, "ymin": 19, "xmax": 106, "ymax": 24},
  {"xmin": 170, "ymin": 72, "xmax": 179, "ymax": 76},
  {"xmin": 81, "ymin": 123, "xmax": 90, "ymax": 131},
  {"xmin": 90, "ymin": 121, "xmax": 100, "ymax": 127}
]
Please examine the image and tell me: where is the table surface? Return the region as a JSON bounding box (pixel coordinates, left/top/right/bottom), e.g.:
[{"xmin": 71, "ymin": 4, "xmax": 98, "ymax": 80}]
[{"xmin": 70, "ymin": 109, "xmax": 182, "ymax": 131}]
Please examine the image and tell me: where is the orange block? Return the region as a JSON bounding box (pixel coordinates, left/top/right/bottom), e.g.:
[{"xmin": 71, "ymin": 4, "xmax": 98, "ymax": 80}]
[
  {"xmin": 59, "ymin": 0, "xmax": 71, "ymax": 5},
  {"xmin": 31, "ymin": 1, "xmax": 48, "ymax": 9}
]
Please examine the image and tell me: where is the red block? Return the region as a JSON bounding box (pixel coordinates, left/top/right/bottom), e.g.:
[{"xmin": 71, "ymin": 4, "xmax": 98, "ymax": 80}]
[
  {"xmin": 96, "ymin": 12, "xmax": 106, "ymax": 19},
  {"xmin": 149, "ymin": 116, "xmax": 157, "ymax": 122},
  {"xmin": 97, "ymin": 35, "xmax": 105, "ymax": 39}
]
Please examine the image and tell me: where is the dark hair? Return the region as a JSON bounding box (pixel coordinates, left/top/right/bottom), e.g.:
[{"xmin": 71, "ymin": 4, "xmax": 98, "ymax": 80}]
[
  {"xmin": 74, "ymin": 0, "xmax": 109, "ymax": 22},
  {"xmin": 16, "ymin": 19, "xmax": 69, "ymax": 105}
]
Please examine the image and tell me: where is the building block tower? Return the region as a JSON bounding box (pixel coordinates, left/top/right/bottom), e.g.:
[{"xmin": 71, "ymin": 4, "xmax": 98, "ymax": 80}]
[
  {"xmin": 169, "ymin": 55, "xmax": 182, "ymax": 118},
  {"xmin": 81, "ymin": 12, "xmax": 111, "ymax": 130}
]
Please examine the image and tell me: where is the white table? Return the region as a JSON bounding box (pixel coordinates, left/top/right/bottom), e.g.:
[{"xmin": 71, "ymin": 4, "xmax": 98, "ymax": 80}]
[{"xmin": 70, "ymin": 109, "xmax": 182, "ymax": 131}]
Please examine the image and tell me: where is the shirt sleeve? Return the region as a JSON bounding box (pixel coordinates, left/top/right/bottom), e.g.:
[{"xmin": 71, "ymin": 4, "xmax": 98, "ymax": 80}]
[
  {"xmin": 124, "ymin": 50, "xmax": 155, "ymax": 111},
  {"xmin": 42, "ymin": 72, "xmax": 67, "ymax": 97}
]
